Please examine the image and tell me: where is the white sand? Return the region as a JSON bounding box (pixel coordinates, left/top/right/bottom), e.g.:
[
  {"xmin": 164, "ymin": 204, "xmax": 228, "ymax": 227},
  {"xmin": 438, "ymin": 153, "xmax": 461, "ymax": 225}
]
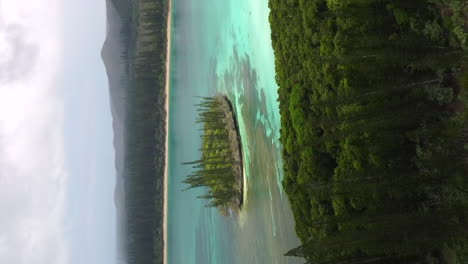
[{"xmin": 163, "ymin": 0, "xmax": 172, "ymax": 263}]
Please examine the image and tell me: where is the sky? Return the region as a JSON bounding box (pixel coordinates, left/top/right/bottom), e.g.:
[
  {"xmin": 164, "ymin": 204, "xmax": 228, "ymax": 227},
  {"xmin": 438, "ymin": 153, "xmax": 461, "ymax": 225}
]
[{"xmin": 0, "ymin": 0, "xmax": 116, "ymax": 264}]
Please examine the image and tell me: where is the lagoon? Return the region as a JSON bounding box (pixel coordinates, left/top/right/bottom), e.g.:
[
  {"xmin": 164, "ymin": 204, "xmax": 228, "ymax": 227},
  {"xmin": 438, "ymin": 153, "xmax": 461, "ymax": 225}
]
[{"xmin": 167, "ymin": 1, "xmax": 301, "ymax": 263}]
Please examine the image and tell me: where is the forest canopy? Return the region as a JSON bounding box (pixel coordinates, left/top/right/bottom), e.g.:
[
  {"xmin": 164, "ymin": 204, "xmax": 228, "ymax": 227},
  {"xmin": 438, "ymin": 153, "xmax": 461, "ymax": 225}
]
[
  {"xmin": 269, "ymin": 0, "xmax": 468, "ymax": 263},
  {"xmin": 117, "ymin": 0, "xmax": 169, "ymax": 263}
]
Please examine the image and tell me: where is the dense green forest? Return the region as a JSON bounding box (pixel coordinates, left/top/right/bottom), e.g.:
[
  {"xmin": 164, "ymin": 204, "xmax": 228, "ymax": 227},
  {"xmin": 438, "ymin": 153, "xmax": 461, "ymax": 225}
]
[
  {"xmin": 115, "ymin": 0, "xmax": 169, "ymax": 263},
  {"xmin": 183, "ymin": 96, "xmax": 243, "ymax": 214},
  {"xmin": 269, "ymin": 0, "xmax": 467, "ymax": 263}
]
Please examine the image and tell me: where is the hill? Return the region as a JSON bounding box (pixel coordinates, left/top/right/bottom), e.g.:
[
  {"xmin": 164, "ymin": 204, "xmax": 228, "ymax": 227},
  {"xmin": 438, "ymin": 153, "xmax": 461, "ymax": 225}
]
[{"xmin": 270, "ymin": 0, "xmax": 468, "ymax": 263}]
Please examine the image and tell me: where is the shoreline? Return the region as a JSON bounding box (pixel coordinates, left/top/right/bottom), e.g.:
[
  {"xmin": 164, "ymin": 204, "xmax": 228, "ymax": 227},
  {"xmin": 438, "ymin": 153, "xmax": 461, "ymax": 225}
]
[
  {"xmin": 163, "ymin": 0, "xmax": 172, "ymax": 263},
  {"xmin": 219, "ymin": 96, "xmax": 244, "ymax": 208}
]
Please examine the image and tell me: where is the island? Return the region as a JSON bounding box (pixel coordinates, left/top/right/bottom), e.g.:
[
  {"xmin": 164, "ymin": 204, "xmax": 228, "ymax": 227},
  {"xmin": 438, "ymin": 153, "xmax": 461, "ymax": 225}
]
[{"xmin": 183, "ymin": 95, "xmax": 244, "ymax": 214}]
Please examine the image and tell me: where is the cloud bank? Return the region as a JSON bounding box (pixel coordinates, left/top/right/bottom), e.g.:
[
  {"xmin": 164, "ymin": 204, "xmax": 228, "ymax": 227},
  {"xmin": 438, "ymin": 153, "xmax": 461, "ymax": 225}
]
[{"xmin": 0, "ymin": 0, "xmax": 67, "ymax": 263}]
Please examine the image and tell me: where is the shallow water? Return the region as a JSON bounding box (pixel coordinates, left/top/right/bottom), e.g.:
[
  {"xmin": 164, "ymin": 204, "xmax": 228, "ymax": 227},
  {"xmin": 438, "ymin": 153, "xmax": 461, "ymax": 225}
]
[{"xmin": 167, "ymin": 1, "xmax": 302, "ymax": 263}]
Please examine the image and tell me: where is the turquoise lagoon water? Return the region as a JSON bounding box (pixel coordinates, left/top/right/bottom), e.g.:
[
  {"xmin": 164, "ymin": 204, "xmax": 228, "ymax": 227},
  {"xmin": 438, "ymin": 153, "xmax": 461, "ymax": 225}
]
[{"xmin": 167, "ymin": 1, "xmax": 302, "ymax": 263}]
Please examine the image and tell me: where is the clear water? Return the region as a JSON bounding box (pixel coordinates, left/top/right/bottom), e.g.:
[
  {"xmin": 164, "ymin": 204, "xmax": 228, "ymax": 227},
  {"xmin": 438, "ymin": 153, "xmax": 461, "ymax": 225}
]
[{"xmin": 167, "ymin": 1, "xmax": 302, "ymax": 263}]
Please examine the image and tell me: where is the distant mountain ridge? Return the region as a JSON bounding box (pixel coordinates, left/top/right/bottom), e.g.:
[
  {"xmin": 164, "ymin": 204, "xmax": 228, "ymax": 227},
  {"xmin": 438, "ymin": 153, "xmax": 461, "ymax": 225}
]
[{"xmin": 101, "ymin": 0, "xmax": 134, "ymax": 262}]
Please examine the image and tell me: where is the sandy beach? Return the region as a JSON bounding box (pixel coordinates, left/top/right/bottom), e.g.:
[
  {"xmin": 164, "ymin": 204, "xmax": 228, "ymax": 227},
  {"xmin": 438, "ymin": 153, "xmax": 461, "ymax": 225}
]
[{"xmin": 163, "ymin": 0, "xmax": 172, "ymax": 263}]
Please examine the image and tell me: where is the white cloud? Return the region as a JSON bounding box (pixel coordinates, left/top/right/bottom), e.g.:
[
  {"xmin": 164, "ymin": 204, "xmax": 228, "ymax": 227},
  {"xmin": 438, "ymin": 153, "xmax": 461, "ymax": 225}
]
[{"xmin": 0, "ymin": 0, "xmax": 67, "ymax": 264}]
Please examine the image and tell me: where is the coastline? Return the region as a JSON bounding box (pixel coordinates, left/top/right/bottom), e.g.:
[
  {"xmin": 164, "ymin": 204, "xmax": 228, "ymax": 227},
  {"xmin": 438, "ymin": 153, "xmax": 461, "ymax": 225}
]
[{"xmin": 163, "ymin": 0, "xmax": 172, "ymax": 263}]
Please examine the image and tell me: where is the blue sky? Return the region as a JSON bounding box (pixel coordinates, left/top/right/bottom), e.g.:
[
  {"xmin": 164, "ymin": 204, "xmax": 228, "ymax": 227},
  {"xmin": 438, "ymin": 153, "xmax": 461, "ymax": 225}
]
[{"xmin": 0, "ymin": 0, "xmax": 116, "ymax": 263}]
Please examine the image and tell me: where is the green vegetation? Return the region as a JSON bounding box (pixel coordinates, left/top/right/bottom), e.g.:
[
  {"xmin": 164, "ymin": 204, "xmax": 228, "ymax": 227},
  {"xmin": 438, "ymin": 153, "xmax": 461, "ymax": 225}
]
[
  {"xmin": 183, "ymin": 96, "xmax": 243, "ymax": 213},
  {"xmin": 113, "ymin": 0, "xmax": 169, "ymax": 263},
  {"xmin": 269, "ymin": 0, "xmax": 468, "ymax": 263}
]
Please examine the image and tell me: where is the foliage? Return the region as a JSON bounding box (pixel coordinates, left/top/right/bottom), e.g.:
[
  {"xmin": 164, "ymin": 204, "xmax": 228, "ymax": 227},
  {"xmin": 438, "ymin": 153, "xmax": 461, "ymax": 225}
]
[
  {"xmin": 116, "ymin": 0, "xmax": 170, "ymax": 263},
  {"xmin": 269, "ymin": 0, "xmax": 468, "ymax": 263},
  {"xmin": 427, "ymin": 0, "xmax": 467, "ymax": 48},
  {"xmin": 425, "ymin": 84, "xmax": 454, "ymax": 105},
  {"xmin": 183, "ymin": 96, "xmax": 243, "ymax": 211}
]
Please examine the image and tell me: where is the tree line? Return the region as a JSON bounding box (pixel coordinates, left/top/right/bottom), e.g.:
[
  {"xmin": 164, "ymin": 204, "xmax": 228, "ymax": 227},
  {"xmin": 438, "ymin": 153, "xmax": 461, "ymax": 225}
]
[{"xmin": 114, "ymin": 0, "xmax": 170, "ymax": 263}]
